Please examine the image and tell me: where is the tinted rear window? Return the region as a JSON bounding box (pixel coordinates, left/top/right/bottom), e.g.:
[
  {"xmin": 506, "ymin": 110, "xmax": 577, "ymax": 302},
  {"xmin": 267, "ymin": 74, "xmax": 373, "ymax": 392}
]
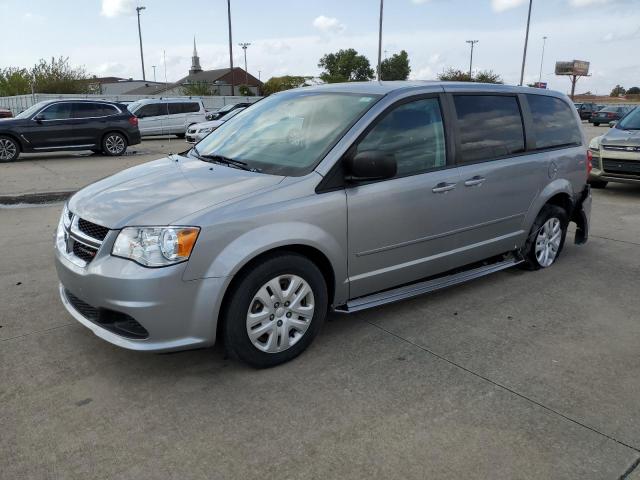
[
  {"xmin": 527, "ymin": 95, "xmax": 581, "ymax": 149},
  {"xmin": 453, "ymin": 95, "xmax": 525, "ymax": 163}
]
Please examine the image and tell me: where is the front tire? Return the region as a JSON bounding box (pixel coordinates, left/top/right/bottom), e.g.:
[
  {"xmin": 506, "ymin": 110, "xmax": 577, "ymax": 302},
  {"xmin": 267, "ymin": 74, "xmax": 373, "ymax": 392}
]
[
  {"xmin": 222, "ymin": 253, "xmax": 328, "ymax": 368},
  {"xmin": 102, "ymin": 132, "xmax": 128, "ymax": 156},
  {"xmin": 593, "ymin": 122, "xmax": 600, "ymax": 127},
  {"xmin": 520, "ymin": 205, "xmax": 569, "ymax": 270},
  {"xmin": 0, "ymin": 136, "xmax": 20, "ymax": 162}
]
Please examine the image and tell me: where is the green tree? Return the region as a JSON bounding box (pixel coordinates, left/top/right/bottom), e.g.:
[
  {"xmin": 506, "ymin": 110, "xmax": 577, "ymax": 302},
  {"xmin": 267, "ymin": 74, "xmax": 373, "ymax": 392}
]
[
  {"xmin": 610, "ymin": 85, "xmax": 626, "ymax": 97},
  {"xmin": 318, "ymin": 49, "xmax": 374, "ymax": 83},
  {"xmin": 380, "ymin": 50, "xmax": 411, "ymax": 81},
  {"xmin": 262, "ymin": 75, "xmax": 311, "ymax": 95},
  {"xmin": 182, "ymin": 82, "xmax": 214, "ymax": 96},
  {"xmin": 437, "ymin": 68, "xmax": 471, "ymax": 82},
  {"xmin": 474, "ymin": 70, "xmax": 503, "ymax": 84},
  {"xmin": 0, "ymin": 67, "xmax": 32, "ymax": 96},
  {"xmin": 238, "ymin": 84, "xmax": 255, "ymax": 96},
  {"xmin": 31, "ymin": 57, "xmax": 91, "ymax": 94},
  {"xmin": 626, "ymin": 86, "xmax": 640, "ymax": 95},
  {"xmin": 437, "ymin": 67, "xmax": 503, "ymax": 84}
]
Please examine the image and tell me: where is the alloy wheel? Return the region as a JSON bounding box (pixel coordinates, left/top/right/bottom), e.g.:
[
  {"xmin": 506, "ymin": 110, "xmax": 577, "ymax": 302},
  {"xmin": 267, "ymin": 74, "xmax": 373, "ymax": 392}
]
[
  {"xmin": 0, "ymin": 138, "xmax": 17, "ymax": 160},
  {"xmin": 535, "ymin": 218, "xmax": 562, "ymax": 268},
  {"xmin": 105, "ymin": 135, "xmax": 125, "ymax": 155},
  {"xmin": 246, "ymin": 274, "xmax": 315, "ymax": 353}
]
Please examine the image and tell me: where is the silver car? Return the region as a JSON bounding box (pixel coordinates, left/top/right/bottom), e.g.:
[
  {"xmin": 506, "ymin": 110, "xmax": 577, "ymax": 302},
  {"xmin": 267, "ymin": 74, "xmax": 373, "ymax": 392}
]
[
  {"xmin": 589, "ymin": 106, "xmax": 640, "ymax": 188},
  {"xmin": 185, "ymin": 107, "xmax": 246, "ymax": 144},
  {"xmin": 55, "ymin": 82, "xmax": 591, "ymax": 367}
]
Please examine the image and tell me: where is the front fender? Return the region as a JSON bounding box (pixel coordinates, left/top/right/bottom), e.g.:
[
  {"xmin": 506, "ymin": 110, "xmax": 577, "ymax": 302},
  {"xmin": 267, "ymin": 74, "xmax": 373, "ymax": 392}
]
[{"xmin": 185, "ymin": 222, "xmax": 349, "ymax": 305}]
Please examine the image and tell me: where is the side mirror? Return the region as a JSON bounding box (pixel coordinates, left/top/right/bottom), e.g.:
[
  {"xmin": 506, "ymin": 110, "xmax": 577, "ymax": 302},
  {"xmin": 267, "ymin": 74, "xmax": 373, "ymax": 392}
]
[
  {"xmin": 344, "ymin": 150, "xmax": 397, "ymax": 182},
  {"xmin": 33, "ymin": 114, "xmax": 44, "ymax": 122},
  {"xmin": 609, "ymin": 121, "xmax": 618, "ymax": 127}
]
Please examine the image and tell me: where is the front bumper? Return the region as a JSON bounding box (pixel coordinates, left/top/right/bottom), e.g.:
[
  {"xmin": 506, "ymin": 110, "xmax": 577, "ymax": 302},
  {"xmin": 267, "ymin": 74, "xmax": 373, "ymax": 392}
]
[
  {"xmin": 590, "ymin": 153, "xmax": 640, "ymax": 185},
  {"xmin": 55, "ymin": 235, "xmax": 227, "ymax": 352}
]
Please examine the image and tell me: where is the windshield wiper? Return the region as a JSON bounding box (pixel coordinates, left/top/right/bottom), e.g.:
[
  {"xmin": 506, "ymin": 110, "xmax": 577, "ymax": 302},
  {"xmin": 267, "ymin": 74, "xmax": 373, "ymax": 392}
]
[{"xmin": 191, "ymin": 147, "xmax": 260, "ymax": 172}]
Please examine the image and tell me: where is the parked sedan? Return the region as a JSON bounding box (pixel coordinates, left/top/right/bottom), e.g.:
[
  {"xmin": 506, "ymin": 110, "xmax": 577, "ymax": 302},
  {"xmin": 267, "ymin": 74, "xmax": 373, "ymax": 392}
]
[
  {"xmin": 589, "ymin": 105, "xmax": 633, "ymax": 126},
  {"xmin": 185, "ymin": 107, "xmax": 246, "ymax": 143},
  {"xmin": 0, "ymin": 100, "xmax": 140, "ymax": 162},
  {"xmin": 589, "ymin": 107, "xmax": 640, "ymax": 188},
  {"xmin": 205, "ymin": 102, "xmax": 252, "ymax": 121},
  {"xmin": 0, "ymin": 107, "xmax": 12, "ymax": 118}
]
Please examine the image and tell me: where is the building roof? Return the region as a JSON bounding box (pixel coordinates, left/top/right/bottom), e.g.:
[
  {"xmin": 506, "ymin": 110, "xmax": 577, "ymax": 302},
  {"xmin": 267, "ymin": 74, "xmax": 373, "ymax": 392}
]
[{"xmin": 177, "ymin": 68, "xmax": 232, "ymax": 84}]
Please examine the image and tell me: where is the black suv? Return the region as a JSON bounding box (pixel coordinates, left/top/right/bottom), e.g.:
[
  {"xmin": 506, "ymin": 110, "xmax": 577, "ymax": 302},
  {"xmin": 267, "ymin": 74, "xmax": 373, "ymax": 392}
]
[
  {"xmin": 0, "ymin": 100, "xmax": 141, "ymax": 162},
  {"xmin": 574, "ymin": 102, "xmax": 599, "ymax": 120}
]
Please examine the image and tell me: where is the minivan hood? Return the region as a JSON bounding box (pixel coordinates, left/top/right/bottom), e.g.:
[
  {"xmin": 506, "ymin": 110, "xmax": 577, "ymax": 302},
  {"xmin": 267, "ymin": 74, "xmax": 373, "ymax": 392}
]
[
  {"xmin": 601, "ymin": 127, "xmax": 640, "ymax": 147},
  {"xmin": 68, "ymin": 154, "xmax": 284, "ymax": 228}
]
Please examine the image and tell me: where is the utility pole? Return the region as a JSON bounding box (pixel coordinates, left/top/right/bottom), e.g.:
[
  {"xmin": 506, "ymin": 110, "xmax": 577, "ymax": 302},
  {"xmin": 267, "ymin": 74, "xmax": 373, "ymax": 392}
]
[
  {"xmin": 519, "ymin": 0, "xmax": 533, "ymax": 86},
  {"xmin": 239, "ymin": 42, "xmax": 251, "ymax": 85},
  {"xmin": 466, "ymin": 40, "xmax": 478, "ymax": 80},
  {"xmin": 136, "ymin": 6, "xmax": 146, "ymax": 81},
  {"xmin": 227, "ymin": 0, "xmax": 234, "ymax": 95},
  {"xmin": 151, "ymin": 65, "xmax": 157, "ymax": 82},
  {"xmin": 377, "ymin": 0, "xmax": 383, "ymax": 81},
  {"xmin": 538, "ymin": 36, "xmax": 547, "ymax": 85},
  {"xmin": 258, "ymin": 70, "xmax": 261, "ymax": 81}
]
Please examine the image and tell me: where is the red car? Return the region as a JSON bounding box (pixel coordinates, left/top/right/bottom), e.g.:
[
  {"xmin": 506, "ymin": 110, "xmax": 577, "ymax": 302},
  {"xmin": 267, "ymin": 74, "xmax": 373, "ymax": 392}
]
[{"xmin": 0, "ymin": 107, "xmax": 13, "ymax": 119}]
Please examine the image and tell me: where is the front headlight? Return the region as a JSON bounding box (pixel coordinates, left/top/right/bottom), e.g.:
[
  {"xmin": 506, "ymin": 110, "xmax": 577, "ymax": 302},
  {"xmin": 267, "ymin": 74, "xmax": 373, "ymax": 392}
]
[
  {"xmin": 112, "ymin": 226, "xmax": 200, "ymax": 267},
  {"xmin": 198, "ymin": 127, "xmax": 214, "ymax": 134},
  {"xmin": 589, "ymin": 136, "xmax": 602, "ymax": 152}
]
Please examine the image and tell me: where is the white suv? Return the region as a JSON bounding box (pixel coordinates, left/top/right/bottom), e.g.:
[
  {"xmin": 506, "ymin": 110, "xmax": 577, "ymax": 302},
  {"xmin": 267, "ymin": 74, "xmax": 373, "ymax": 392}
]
[{"xmin": 127, "ymin": 98, "xmax": 207, "ymax": 137}]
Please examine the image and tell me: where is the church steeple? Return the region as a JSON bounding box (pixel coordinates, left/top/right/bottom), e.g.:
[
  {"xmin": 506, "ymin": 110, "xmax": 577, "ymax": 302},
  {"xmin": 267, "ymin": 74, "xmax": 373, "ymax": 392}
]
[{"xmin": 189, "ymin": 36, "xmax": 203, "ymax": 75}]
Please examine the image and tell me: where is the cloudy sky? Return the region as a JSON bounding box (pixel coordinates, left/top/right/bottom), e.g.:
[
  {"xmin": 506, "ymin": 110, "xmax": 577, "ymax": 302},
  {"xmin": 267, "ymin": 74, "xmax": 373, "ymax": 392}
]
[{"xmin": 0, "ymin": 0, "xmax": 638, "ymax": 94}]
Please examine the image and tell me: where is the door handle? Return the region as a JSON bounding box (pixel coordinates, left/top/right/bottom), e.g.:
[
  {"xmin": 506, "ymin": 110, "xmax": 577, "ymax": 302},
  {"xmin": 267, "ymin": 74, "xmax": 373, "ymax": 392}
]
[
  {"xmin": 464, "ymin": 176, "xmax": 486, "ymax": 187},
  {"xmin": 432, "ymin": 182, "xmax": 456, "ymax": 193}
]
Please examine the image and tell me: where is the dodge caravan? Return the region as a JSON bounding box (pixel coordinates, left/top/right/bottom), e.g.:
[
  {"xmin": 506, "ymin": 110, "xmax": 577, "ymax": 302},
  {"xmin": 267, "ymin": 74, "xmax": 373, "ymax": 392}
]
[{"xmin": 55, "ymin": 82, "xmax": 591, "ymax": 368}]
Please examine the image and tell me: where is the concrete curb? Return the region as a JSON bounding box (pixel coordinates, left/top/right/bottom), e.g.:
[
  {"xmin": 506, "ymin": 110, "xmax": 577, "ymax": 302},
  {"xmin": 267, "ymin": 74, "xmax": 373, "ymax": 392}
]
[{"xmin": 0, "ymin": 191, "xmax": 74, "ymax": 205}]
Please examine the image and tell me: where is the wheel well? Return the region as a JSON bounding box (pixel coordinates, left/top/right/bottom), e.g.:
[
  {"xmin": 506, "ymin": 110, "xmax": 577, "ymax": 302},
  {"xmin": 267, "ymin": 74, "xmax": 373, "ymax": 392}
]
[
  {"xmin": 216, "ymin": 245, "xmax": 336, "ymax": 340},
  {"xmin": 546, "ymin": 192, "xmax": 573, "ymax": 215},
  {"xmin": 101, "ymin": 130, "xmax": 129, "ymax": 145}
]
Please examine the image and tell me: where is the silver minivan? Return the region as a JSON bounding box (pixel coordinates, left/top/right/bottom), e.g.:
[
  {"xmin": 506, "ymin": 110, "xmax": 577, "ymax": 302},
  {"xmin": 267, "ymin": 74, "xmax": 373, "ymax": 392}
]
[
  {"xmin": 55, "ymin": 82, "xmax": 591, "ymax": 367},
  {"xmin": 127, "ymin": 98, "xmax": 206, "ymax": 137}
]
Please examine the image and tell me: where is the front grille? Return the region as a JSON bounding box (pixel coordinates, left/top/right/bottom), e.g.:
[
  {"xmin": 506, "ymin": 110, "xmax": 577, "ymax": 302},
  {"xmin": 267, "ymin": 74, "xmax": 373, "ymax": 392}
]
[
  {"xmin": 603, "ymin": 145, "xmax": 640, "ymax": 152},
  {"xmin": 72, "ymin": 241, "xmax": 98, "ymax": 262},
  {"xmin": 602, "ymin": 158, "xmax": 640, "ymax": 176},
  {"xmin": 64, "ymin": 289, "xmax": 149, "ymax": 339},
  {"xmin": 78, "ymin": 218, "xmax": 109, "ymax": 241}
]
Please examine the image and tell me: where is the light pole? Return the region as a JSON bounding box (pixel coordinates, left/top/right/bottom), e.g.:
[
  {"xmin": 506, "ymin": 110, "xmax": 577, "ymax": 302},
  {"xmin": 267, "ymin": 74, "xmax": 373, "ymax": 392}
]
[
  {"xmin": 151, "ymin": 65, "xmax": 157, "ymax": 82},
  {"xmin": 136, "ymin": 6, "xmax": 146, "ymax": 81},
  {"xmin": 519, "ymin": 0, "xmax": 533, "ymax": 86},
  {"xmin": 239, "ymin": 42, "xmax": 251, "ymax": 85},
  {"xmin": 377, "ymin": 0, "xmax": 383, "ymax": 81},
  {"xmin": 538, "ymin": 36, "xmax": 547, "ymax": 85},
  {"xmin": 466, "ymin": 40, "xmax": 478, "ymax": 80},
  {"xmin": 227, "ymin": 0, "xmax": 234, "ymax": 95}
]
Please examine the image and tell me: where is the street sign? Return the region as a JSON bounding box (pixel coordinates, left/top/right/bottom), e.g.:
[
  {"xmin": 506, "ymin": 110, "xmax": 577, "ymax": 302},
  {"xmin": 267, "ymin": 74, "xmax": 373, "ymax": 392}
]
[{"xmin": 534, "ymin": 82, "xmax": 547, "ymax": 89}]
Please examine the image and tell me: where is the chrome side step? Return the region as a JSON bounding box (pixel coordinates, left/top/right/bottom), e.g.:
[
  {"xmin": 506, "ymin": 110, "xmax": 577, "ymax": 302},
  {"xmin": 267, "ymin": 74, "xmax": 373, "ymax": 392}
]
[{"xmin": 334, "ymin": 256, "xmax": 523, "ymax": 313}]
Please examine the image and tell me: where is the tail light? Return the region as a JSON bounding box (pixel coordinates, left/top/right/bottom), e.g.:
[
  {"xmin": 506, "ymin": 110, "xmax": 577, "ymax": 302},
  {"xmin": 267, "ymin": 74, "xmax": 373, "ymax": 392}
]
[
  {"xmin": 607, "ymin": 112, "xmax": 615, "ymax": 118},
  {"xmin": 586, "ymin": 150, "xmax": 593, "ymax": 176},
  {"xmin": 128, "ymin": 115, "xmax": 139, "ymax": 127}
]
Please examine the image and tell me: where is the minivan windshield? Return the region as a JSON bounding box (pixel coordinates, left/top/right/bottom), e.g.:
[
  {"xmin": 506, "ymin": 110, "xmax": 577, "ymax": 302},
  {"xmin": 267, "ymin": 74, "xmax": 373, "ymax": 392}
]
[
  {"xmin": 617, "ymin": 107, "xmax": 640, "ymax": 130},
  {"xmin": 194, "ymin": 91, "xmax": 380, "ymax": 176}
]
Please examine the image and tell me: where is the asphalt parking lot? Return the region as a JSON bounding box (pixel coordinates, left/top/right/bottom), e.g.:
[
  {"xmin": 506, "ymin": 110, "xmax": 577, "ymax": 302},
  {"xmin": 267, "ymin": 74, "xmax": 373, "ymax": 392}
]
[{"xmin": 2, "ymin": 124, "xmax": 640, "ymax": 479}]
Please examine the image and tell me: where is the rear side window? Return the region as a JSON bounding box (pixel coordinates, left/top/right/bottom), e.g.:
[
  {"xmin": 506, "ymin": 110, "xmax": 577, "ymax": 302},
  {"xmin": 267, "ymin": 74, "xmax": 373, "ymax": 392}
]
[
  {"xmin": 453, "ymin": 95, "xmax": 525, "ymax": 163},
  {"xmin": 357, "ymin": 97, "xmax": 446, "ymax": 176},
  {"xmin": 168, "ymin": 103, "xmax": 184, "ymax": 114},
  {"xmin": 183, "ymin": 102, "xmax": 200, "ymax": 113},
  {"xmin": 527, "ymin": 95, "xmax": 581, "ymax": 149},
  {"xmin": 136, "ymin": 103, "xmax": 166, "ymax": 118},
  {"xmin": 99, "ymin": 104, "xmax": 119, "ymax": 116},
  {"xmin": 73, "ymin": 103, "xmax": 108, "ymax": 118}
]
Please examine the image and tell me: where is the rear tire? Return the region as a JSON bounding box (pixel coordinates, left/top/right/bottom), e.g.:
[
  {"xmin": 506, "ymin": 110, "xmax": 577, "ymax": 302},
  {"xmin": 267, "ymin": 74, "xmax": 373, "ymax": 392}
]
[
  {"xmin": 589, "ymin": 180, "xmax": 608, "ymax": 189},
  {"xmin": 593, "ymin": 122, "xmax": 600, "ymax": 127},
  {"xmin": 0, "ymin": 135, "xmax": 20, "ymax": 162},
  {"xmin": 520, "ymin": 205, "xmax": 569, "ymax": 271},
  {"xmin": 102, "ymin": 132, "xmax": 128, "ymax": 156},
  {"xmin": 222, "ymin": 253, "xmax": 328, "ymax": 368}
]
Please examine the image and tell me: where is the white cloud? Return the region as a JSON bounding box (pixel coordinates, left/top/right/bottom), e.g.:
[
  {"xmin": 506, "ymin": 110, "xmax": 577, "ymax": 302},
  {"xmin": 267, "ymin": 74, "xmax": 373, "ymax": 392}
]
[
  {"xmin": 312, "ymin": 15, "xmax": 345, "ymax": 34},
  {"xmin": 411, "ymin": 0, "xmax": 433, "ymax": 4},
  {"xmin": 101, "ymin": 0, "xmax": 136, "ymax": 18},
  {"xmin": 491, "ymin": 0, "xmax": 528, "ymax": 12},
  {"xmin": 569, "ymin": 0, "xmax": 614, "ymax": 6}
]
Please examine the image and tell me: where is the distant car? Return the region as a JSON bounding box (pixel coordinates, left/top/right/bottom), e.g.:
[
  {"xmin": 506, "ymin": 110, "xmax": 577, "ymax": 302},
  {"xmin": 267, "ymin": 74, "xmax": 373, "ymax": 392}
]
[
  {"xmin": 574, "ymin": 102, "xmax": 599, "ymax": 120},
  {"xmin": 589, "ymin": 105, "xmax": 633, "ymax": 126},
  {"xmin": 205, "ymin": 102, "xmax": 252, "ymax": 121},
  {"xmin": 589, "ymin": 106, "xmax": 640, "ymax": 188},
  {"xmin": 185, "ymin": 107, "xmax": 246, "ymax": 143},
  {"xmin": 0, "ymin": 107, "xmax": 12, "ymax": 118},
  {"xmin": 127, "ymin": 98, "xmax": 206, "ymax": 137},
  {"xmin": 0, "ymin": 100, "xmax": 141, "ymax": 162}
]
